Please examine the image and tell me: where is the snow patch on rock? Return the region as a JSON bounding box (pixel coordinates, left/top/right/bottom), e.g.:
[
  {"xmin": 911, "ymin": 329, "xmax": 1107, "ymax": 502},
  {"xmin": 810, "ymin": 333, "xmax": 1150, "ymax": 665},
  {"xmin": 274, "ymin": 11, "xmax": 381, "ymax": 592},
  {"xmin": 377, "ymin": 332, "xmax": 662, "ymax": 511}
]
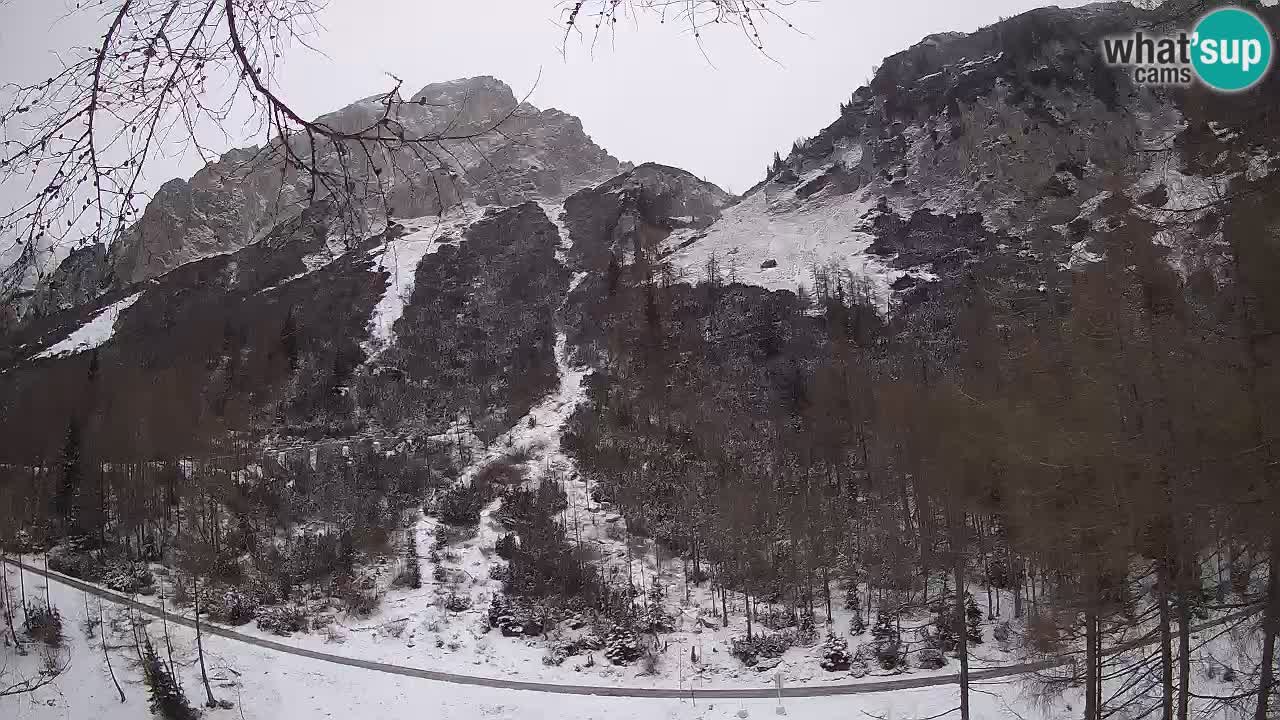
[
  {"xmin": 664, "ymin": 186, "xmax": 903, "ymax": 313},
  {"xmin": 34, "ymin": 291, "xmax": 143, "ymax": 359}
]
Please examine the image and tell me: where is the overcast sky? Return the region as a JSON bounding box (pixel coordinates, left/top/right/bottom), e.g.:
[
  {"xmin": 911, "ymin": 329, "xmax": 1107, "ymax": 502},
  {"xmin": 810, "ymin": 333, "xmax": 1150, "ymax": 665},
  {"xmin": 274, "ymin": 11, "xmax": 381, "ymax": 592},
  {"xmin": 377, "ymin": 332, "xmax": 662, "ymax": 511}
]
[{"xmin": 1, "ymin": 0, "xmax": 1093, "ymax": 199}]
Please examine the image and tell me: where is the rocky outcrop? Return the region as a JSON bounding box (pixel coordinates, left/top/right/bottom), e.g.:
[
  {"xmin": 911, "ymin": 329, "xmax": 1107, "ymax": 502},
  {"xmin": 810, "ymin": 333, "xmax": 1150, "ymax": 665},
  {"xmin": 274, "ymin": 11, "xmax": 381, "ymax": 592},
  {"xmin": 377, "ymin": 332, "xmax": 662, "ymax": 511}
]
[
  {"xmin": 564, "ymin": 162, "xmax": 733, "ymax": 275},
  {"xmin": 16, "ymin": 77, "xmax": 626, "ymax": 333},
  {"xmin": 24, "ymin": 243, "xmax": 115, "ymax": 320},
  {"xmin": 44, "ymin": 76, "xmax": 624, "ymax": 298},
  {"xmin": 661, "ymin": 2, "xmax": 1279, "ymax": 312}
]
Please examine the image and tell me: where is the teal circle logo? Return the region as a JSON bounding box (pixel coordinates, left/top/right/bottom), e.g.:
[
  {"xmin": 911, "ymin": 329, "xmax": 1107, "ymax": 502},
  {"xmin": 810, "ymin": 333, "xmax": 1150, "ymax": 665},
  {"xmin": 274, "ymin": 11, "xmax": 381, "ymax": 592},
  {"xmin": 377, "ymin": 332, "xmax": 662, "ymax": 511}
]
[{"xmin": 1191, "ymin": 7, "xmax": 1273, "ymax": 92}]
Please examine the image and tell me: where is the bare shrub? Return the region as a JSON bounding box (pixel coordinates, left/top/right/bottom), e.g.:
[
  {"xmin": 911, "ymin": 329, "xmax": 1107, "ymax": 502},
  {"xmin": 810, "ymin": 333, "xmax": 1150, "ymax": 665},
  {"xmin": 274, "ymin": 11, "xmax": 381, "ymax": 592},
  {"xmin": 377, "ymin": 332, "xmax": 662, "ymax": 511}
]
[
  {"xmin": 639, "ymin": 645, "xmax": 661, "ymax": 675},
  {"xmin": 25, "ymin": 603, "xmax": 64, "ymax": 648}
]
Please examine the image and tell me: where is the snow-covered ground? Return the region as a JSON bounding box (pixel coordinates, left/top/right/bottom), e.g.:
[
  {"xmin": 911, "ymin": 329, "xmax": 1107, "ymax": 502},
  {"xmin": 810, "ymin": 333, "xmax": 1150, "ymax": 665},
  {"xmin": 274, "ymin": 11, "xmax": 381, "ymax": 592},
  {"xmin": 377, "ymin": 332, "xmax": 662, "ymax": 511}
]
[
  {"xmin": 33, "ymin": 291, "xmax": 144, "ymax": 359},
  {"xmin": 4, "ymin": 562, "xmax": 1266, "ymax": 720},
  {"xmin": 662, "ymin": 181, "xmax": 919, "ymax": 315}
]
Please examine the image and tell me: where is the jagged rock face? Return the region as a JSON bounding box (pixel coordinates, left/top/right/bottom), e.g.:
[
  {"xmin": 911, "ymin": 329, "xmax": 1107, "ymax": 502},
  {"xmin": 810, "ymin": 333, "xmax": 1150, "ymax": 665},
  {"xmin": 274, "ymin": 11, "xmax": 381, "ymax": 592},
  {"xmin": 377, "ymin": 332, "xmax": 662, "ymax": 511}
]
[
  {"xmin": 25, "ymin": 243, "xmax": 115, "ymax": 319},
  {"xmin": 564, "ymin": 162, "xmax": 733, "ymax": 274},
  {"xmin": 107, "ymin": 76, "xmax": 625, "ymax": 285},
  {"xmin": 661, "ymin": 3, "xmax": 1280, "ymax": 311},
  {"xmin": 781, "ymin": 3, "xmax": 1154, "ymax": 237}
]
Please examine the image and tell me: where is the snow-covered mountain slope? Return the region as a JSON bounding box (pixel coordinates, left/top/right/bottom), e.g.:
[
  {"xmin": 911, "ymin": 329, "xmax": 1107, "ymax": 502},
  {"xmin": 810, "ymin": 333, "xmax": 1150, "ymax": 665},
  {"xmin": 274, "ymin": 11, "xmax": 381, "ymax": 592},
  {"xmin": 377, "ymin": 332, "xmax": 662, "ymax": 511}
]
[
  {"xmin": 660, "ymin": 3, "xmax": 1278, "ymax": 314},
  {"xmin": 0, "ymin": 199, "xmax": 568, "ymax": 457},
  {"xmin": 8, "ymin": 1, "xmax": 1280, "ymax": 455}
]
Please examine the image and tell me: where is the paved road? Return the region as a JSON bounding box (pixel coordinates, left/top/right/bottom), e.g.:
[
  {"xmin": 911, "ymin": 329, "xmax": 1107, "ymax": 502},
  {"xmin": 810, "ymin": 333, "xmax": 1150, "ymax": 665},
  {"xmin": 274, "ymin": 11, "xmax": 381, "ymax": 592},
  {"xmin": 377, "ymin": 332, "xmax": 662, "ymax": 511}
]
[{"xmin": 1, "ymin": 559, "xmax": 1258, "ymax": 699}]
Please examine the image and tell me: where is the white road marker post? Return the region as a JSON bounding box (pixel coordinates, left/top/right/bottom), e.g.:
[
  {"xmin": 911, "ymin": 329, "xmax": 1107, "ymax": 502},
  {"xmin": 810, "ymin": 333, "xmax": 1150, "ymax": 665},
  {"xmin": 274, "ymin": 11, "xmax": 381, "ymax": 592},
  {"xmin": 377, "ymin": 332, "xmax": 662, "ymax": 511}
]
[{"xmin": 774, "ymin": 671, "xmax": 787, "ymax": 715}]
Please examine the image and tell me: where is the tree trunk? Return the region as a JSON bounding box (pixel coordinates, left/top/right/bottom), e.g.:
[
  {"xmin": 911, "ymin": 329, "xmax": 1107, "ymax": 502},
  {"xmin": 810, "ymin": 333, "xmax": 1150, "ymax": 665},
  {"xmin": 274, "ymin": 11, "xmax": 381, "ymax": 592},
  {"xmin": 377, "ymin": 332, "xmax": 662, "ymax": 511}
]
[
  {"xmin": 41, "ymin": 551, "xmax": 52, "ymax": 608},
  {"xmin": 1013, "ymin": 557, "xmax": 1024, "ymax": 619},
  {"xmin": 683, "ymin": 555, "xmax": 690, "ymax": 603},
  {"xmin": 823, "ymin": 565, "xmax": 833, "ymax": 624},
  {"xmin": 1256, "ymin": 534, "xmax": 1279, "ymax": 720},
  {"xmin": 17, "ymin": 557, "xmax": 27, "ymax": 620},
  {"xmin": 99, "ymin": 598, "xmax": 126, "ymax": 702},
  {"xmin": 947, "ymin": 502, "xmax": 970, "ymax": 720},
  {"xmin": 193, "ymin": 575, "xmax": 218, "ymax": 708},
  {"xmin": 1176, "ymin": 591, "xmax": 1190, "ymax": 720},
  {"xmin": 953, "ymin": 547, "xmax": 971, "ymax": 720},
  {"xmin": 160, "ymin": 595, "xmax": 180, "ymax": 684},
  {"xmin": 692, "ymin": 535, "xmax": 700, "ymax": 585},
  {"xmin": 1085, "ymin": 607, "xmax": 1098, "ymax": 720},
  {"xmin": 1, "ymin": 556, "xmax": 17, "ymax": 644},
  {"xmin": 1095, "ymin": 612, "xmax": 1104, "ymax": 719},
  {"xmin": 1158, "ymin": 577, "xmax": 1174, "ymax": 720}
]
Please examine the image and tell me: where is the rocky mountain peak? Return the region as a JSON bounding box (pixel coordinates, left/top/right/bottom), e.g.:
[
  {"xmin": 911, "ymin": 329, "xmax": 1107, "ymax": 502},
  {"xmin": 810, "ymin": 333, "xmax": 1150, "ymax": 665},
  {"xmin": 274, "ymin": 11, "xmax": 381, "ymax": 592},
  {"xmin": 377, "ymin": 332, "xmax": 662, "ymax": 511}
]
[{"xmin": 18, "ymin": 76, "xmax": 627, "ymax": 323}]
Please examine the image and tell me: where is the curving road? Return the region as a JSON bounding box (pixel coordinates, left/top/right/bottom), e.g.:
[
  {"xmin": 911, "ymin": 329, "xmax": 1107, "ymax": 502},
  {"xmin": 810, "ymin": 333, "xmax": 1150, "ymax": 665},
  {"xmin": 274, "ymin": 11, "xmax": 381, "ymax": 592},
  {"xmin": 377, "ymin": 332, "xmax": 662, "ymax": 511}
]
[{"xmin": 1, "ymin": 558, "xmax": 1258, "ymax": 700}]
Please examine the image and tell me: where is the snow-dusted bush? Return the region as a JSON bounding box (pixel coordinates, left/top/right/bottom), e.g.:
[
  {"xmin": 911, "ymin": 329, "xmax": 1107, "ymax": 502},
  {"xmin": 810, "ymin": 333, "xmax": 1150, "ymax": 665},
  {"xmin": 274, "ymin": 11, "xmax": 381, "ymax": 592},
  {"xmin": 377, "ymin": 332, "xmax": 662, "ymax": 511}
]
[
  {"xmin": 338, "ymin": 574, "xmax": 380, "ymax": 617},
  {"xmin": 444, "ymin": 593, "xmax": 472, "ymax": 613},
  {"xmin": 436, "ymin": 482, "xmax": 489, "ymax": 526},
  {"xmin": 4, "ymin": 529, "xmax": 40, "ymax": 554},
  {"xmin": 204, "ymin": 587, "xmax": 259, "ymax": 625},
  {"xmin": 46, "ymin": 550, "xmax": 100, "ymax": 582},
  {"xmin": 256, "ymin": 606, "xmax": 310, "ymax": 635},
  {"xmin": 796, "ymin": 612, "xmax": 818, "ymax": 645},
  {"xmin": 849, "ymin": 612, "xmax": 866, "ymax": 636},
  {"xmin": 819, "ymin": 633, "xmax": 852, "ymax": 672},
  {"xmin": 917, "ymin": 648, "xmax": 946, "ymax": 669},
  {"xmin": 603, "ymin": 626, "xmax": 641, "ymax": 665},
  {"xmin": 543, "ymin": 643, "xmax": 571, "ymax": 666},
  {"xmin": 965, "ymin": 593, "xmax": 984, "ymax": 644},
  {"xmin": 639, "ymin": 645, "xmax": 661, "ymax": 675},
  {"xmin": 486, "ymin": 595, "xmax": 544, "ymax": 636},
  {"xmin": 730, "ymin": 633, "xmax": 792, "ymax": 666},
  {"xmin": 641, "ymin": 578, "xmax": 673, "ymax": 633},
  {"xmin": 101, "ymin": 561, "xmax": 155, "ymax": 594},
  {"xmin": 25, "ymin": 602, "xmax": 64, "ymax": 648}
]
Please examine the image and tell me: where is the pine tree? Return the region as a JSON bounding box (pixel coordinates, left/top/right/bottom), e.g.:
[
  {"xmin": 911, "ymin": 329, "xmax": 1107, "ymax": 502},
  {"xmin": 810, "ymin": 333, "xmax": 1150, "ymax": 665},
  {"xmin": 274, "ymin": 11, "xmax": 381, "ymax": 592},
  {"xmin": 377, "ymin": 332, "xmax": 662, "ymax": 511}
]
[
  {"xmin": 845, "ymin": 584, "xmax": 865, "ymax": 635},
  {"xmin": 870, "ymin": 613, "xmax": 902, "ymax": 670},
  {"xmin": 643, "ymin": 577, "xmax": 671, "ymax": 633},
  {"xmin": 603, "ymin": 626, "xmax": 641, "ymax": 665},
  {"xmin": 820, "ymin": 633, "xmax": 852, "ymax": 672},
  {"xmin": 965, "ymin": 592, "xmax": 983, "ymax": 645},
  {"xmin": 930, "ymin": 598, "xmax": 960, "ymax": 653},
  {"xmin": 849, "ymin": 611, "xmax": 865, "ymax": 636},
  {"xmin": 54, "ymin": 419, "xmax": 83, "ymax": 535}
]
